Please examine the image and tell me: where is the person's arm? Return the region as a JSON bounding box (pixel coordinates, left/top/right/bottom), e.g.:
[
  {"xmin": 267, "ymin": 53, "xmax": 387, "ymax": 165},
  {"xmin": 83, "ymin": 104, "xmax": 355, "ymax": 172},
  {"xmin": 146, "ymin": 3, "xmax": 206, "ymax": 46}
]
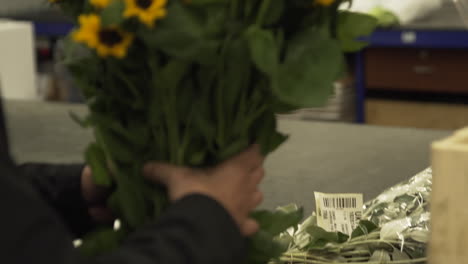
[
  {"xmin": 0, "ymin": 164, "xmax": 246, "ymax": 264},
  {"xmin": 17, "ymin": 163, "xmax": 95, "ymax": 238},
  {"xmin": 97, "ymin": 195, "xmax": 246, "ymax": 264}
]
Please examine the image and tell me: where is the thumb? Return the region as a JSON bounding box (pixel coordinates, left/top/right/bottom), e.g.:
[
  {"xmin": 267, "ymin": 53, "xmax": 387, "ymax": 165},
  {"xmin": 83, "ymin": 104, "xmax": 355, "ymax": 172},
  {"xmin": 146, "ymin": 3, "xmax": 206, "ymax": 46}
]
[
  {"xmin": 143, "ymin": 162, "xmax": 184, "ymax": 186},
  {"xmin": 241, "ymin": 218, "xmax": 260, "ymax": 237}
]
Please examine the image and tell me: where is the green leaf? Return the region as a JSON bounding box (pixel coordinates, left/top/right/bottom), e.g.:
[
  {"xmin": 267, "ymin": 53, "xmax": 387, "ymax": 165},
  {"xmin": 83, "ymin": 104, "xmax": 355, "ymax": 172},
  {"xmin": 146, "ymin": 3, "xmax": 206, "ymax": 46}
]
[
  {"xmin": 100, "ymin": 0, "xmax": 125, "ymax": 27},
  {"xmin": 66, "ymin": 55, "xmax": 100, "ymax": 99},
  {"xmin": 337, "ymin": 11, "xmax": 377, "ymax": 52},
  {"xmin": 140, "ymin": 2, "xmax": 203, "ymax": 45},
  {"xmin": 337, "ymin": 231, "xmax": 350, "ymax": 243},
  {"xmin": 80, "ymin": 228, "xmax": 126, "ymax": 257},
  {"xmin": 271, "ymin": 99, "xmax": 299, "ymax": 114},
  {"xmin": 85, "ymin": 143, "xmax": 113, "ymax": 187},
  {"xmin": 160, "ymin": 60, "xmax": 191, "ymax": 90},
  {"xmin": 264, "ymin": 130, "xmax": 288, "ymax": 155},
  {"xmin": 192, "ymin": 108, "xmax": 216, "ymax": 144},
  {"xmin": 251, "ymin": 207, "xmax": 303, "ymax": 237},
  {"xmin": 95, "ymin": 125, "xmax": 134, "ymax": 163},
  {"xmin": 218, "ymin": 138, "xmax": 249, "ymax": 161},
  {"xmin": 369, "ymin": 7, "xmax": 400, "ymax": 27},
  {"xmin": 201, "ymin": 4, "xmax": 227, "ymax": 37},
  {"xmin": 107, "ymin": 191, "xmax": 122, "ymax": 216},
  {"xmin": 248, "ymin": 206, "xmax": 303, "ymax": 264},
  {"xmin": 351, "ymin": 220, "xmax": 379, "ymax": 239},
  {"xmin": 55, "ymin": 1, "xmax": 88, "ymax": 18},
  {"xmin": 112, "ymin": 168, "xmax": 148, "ymax": 228},
  {"xmin": 248, "ymin": 230, "xmax": 286, "ymax": 264},
  {"xmin": 253, "ymin": 111, "xmax": 288, "ymax": 155},
  {"xmin": 273, "ymin": 26, "xmax": 343, "ymax": 108},
  {"xmin": 140, "ymin": 2, "xmax": 219, "ymax": 65},
  {"xmin": 305, "ymin": 226, "xmax": 349, "ymax": 249},
  {"xmin": 69, "ymin": 111, "xmax": 91, "ymax": 128},
  {"xmin": 264, "ymin": 0, "xmax": 285, "ymax": 25},
  {"xmin": 105, "ymin": 63, "xmax": 145, "ymax": 109},
  {"xmin": 394, "ymin": 194, "xmax": 416, "ymax": 204},
  {"xmin": 91, "ymin": 113, "xmax": 137, "ymax": 143},
  {"xmin": 391, "ymin": 250, "xmax": 411, "ymax": 261},
  {"xmin": 223, "ymin": 38, "xmax": 251, "ymax": 126},
  {"xmin": 369, "ymin": 250, "xmax": 391, "ymax": 263},
  {"xmin": 246, "ymin": 26, "xmax": 278, "ymax": 76},
  {"xmin": 61, "ymin": 36, "xmax": 89, "ymax": 66},
  {"xmin": 189, "ymin": 0, "xmax": 228, "ymax": 5},
  {"xmin": 188, "ymin": 151, "xmax": 207, "ymax": 166},
  {"xmin": 405, "ymin": 246, "xmax": 426, "ymax": 259}
]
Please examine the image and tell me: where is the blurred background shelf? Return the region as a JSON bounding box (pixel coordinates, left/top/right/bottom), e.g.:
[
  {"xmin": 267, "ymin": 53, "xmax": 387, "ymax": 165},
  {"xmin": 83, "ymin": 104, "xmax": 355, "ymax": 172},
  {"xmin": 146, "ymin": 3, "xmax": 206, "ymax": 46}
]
[
  {"xmin": 3, "ymin": 0, "xmax": 468, "ymax": 130},
  {"xmin": 356, "ymin": 29, "xmax": 468, "ymax": 127}
]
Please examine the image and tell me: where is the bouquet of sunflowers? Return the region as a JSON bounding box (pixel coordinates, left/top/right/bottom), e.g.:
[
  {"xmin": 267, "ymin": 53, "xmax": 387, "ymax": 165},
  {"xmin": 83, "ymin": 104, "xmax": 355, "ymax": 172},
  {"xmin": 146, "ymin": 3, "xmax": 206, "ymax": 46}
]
[{"xmin": 50, "ymin": 0, "xmax": 376, "ymax": 263}]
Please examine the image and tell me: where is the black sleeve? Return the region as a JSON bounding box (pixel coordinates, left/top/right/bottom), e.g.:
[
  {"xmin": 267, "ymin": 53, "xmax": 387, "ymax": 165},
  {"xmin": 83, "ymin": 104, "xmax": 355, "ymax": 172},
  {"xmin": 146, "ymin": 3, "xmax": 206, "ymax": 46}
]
[
  {"xmin": 17, "ymin": 163, "xmax": 94, "ymax": 238},
  {"xmin": 0, "ymin": 164, "xmax": 247, "ymax": 264},
  {"xmin": 96, "ymin": 195, "xmax": 247, "ymax": 264}
]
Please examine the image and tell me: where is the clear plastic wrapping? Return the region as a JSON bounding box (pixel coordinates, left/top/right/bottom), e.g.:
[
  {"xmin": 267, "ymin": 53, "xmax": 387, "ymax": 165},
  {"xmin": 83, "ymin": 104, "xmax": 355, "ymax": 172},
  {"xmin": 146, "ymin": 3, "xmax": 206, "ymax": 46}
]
[{"xmin": 279, "ymin": 168, "xmax": 432, "ymax": 264}]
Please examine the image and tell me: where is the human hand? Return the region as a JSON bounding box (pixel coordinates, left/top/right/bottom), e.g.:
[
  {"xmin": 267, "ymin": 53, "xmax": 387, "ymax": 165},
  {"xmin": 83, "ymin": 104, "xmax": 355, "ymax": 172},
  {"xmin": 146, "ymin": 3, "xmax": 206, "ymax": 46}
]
[
  {"xmin": 143, "ymin": 145, "xmax": 265, "ymax": 237},
  {"xmin": 81, "ymin": 166, "xmax": 114, "ymax": 223}
]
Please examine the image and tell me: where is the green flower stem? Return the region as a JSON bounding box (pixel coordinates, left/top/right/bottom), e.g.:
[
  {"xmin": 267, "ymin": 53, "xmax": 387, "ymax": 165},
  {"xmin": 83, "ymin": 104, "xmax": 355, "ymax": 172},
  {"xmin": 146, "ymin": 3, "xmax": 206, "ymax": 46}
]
[
  {"xmin": 234, "ymin": 85, "xmax": 247, "ymax": 137},
  {"xmin": 278, "ymin": 257, "xmax": 428, "ymax": 264},
  {"xmin": 179, "ymin": 110, "xmax": 195, "ymax": 164},
  {"xmin": 348, "ymin": 231, "xmax": 381, "ymax": 242},
  {"xmin": 339, "ymin": 239, "xmax": 421, "ymax": 249},
  {"xmin": 231, "ymin": 0, "xmax": 240, "ymax": 18},
  {"xmin": 256, "ymin": 0, "xmax": 273, "ymax": 25},
  {"xmin": 276, "ymin": 29, "xmax": 285, "ymax": 55},
  {"xmin": 163, "ymin": 83, "xmax": 180, "ymax": 164},
  {"xmin": 339, "ymin": 250, "xmax": 371, "ymax": 256},
  {"xmin": 215, "ymin": 74, "xmax": 225, "ymax": 147},
  {"xmin": 286, "ymin": 252, "xmax": 333, "ymax": 262},
  {"xmin": 246, "ymin": 102, "xmax": 267, "ymax": 125},
  {"xmin": 215, "ymin": 36, "xmax": 235, "ymax": 147}
]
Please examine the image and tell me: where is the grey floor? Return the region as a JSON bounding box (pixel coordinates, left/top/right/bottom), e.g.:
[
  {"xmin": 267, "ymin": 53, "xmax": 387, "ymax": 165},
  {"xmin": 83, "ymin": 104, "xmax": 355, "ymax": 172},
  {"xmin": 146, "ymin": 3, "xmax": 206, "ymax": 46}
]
[{"xmin": 5, "ymin": 100, "xmax": 451, "ymax": 216}]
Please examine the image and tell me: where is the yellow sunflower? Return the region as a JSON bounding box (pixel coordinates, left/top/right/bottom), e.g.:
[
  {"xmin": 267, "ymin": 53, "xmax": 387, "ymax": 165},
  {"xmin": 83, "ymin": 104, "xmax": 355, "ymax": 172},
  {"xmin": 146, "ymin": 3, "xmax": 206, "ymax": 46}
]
[
  {"xmin": 90, "ymin": 0, "xmax": 113, "ymax": 8},
  {"xmin": 73, "ymin": 14, "xmax": 134, "ymax": 58},
  {"xmin": 315, "ymin": 0, "xmax": 335, "ymax": 6},
  {"xmin": 124, "ymin": 0, "xmax": 167, "ymax": 28}
]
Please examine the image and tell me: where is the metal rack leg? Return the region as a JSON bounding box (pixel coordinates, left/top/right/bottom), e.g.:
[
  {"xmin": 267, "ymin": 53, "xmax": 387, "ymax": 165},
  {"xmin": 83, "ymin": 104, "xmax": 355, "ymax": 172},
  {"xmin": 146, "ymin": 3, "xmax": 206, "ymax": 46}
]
[{"xmin": 355, "ymin": 51, "xmax": 366, "ymax": 124}]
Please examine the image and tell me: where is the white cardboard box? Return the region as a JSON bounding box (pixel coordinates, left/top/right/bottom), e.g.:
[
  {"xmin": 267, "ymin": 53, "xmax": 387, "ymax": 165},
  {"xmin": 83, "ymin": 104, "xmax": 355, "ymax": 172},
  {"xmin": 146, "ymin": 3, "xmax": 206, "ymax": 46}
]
[{"xmin": 0, "ymin": 20, "xmax": 37, "ymax": 100}]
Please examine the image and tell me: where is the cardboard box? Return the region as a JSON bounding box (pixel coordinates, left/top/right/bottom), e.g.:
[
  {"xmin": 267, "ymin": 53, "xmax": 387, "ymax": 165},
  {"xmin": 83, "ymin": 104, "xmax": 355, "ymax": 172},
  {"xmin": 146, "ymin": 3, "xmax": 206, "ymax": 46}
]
[{"xmin": 366, "ymin": 99, "xmax": 468, "ymax": 130}]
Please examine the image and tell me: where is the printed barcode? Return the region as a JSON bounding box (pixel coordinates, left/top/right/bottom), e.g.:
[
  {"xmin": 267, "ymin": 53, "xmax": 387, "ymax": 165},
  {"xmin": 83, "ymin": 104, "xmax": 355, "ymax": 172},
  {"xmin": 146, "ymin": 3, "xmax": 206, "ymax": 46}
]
[{"xmin": 322, "ymin": 197, "xmax": 357, "ymax": 209}]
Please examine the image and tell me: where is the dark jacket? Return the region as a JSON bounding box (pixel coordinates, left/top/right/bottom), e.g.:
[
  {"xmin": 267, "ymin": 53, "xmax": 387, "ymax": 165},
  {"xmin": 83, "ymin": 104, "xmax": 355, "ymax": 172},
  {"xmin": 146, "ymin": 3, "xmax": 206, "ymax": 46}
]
[{"xmin": 0, "ymin": 162, "xmax": 246, "ymax": 264}]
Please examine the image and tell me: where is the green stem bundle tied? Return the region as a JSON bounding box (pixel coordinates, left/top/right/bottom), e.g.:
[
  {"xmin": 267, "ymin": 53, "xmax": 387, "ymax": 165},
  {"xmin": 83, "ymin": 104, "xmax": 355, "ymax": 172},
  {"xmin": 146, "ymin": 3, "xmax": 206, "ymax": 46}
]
[{"xmin": 51, "ymin": 0, "xmax": 377, "ymax": 263}]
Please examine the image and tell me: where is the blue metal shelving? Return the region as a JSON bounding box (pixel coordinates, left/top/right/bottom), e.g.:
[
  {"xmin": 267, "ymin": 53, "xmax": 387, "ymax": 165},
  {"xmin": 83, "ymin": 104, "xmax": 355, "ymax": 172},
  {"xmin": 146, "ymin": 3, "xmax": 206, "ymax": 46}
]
[
  {"xmin": 355, "ymin": 29, "xmax": 468, "ymax": 123},
  {"xmin": 363, "ymin": 29, "xmax": 468, "ymax": 49},
  {"xmin": 34, "ymin": 22, "xmax": 74, "ymax": 37}
]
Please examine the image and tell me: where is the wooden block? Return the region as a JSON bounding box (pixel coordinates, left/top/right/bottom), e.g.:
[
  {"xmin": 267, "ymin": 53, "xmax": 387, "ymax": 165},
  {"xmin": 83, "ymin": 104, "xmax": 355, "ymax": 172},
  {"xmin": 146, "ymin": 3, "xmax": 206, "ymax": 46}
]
[
  {"xmin": 366, "ymin": 99, "xmax": 468, "ymax": 130},
  {"xmin": 430, "ymin": 128, "xmax": 468, "ymax": 264}
]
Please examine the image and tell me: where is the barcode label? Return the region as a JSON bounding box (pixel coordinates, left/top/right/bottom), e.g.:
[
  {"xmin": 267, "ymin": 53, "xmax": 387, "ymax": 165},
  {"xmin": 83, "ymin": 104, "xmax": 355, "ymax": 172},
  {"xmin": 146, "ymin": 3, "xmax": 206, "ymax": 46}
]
[
  {"xmin": 323, "ymin": 197, "xmax": 357, "ymax": 209},
  {"xmin": 315, "ymin": 192, "xmax": 364, "ymax": 235}
]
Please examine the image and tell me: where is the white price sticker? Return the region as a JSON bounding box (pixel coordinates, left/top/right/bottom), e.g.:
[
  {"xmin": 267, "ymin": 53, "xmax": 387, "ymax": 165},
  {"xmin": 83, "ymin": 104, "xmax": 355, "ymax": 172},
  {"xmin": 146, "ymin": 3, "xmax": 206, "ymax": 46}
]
[{"xmin": 314, "ymin": 192, "xmax": 364, "ymax": 235}]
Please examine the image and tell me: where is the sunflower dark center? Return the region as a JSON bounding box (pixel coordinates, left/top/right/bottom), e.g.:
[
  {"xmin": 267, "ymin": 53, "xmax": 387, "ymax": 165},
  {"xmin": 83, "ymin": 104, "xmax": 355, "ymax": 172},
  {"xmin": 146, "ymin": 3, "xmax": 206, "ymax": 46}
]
[
  {"xmin": 136, "ymin": 0, "xmax": 152, "ymax": 9},
  {"xmin": 98, "ymin": 29, "xmax": 123, "ymax": 46}
]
